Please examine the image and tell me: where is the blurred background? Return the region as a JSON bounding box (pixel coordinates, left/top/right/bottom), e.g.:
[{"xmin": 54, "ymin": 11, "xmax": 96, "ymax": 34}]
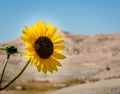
[{"xmin": 0, "ymin": 0, "xmax": 120, "ymax": 94}]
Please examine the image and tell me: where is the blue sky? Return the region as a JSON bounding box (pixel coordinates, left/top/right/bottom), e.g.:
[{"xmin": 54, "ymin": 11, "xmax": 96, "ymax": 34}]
[{"xmin": 0, "ymin": 0, "xmax": 120, "ymax": 43}]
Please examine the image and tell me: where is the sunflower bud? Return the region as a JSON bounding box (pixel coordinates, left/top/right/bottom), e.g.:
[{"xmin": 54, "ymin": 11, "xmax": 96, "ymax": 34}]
[{"xmin": 5, "ymin": 45, "xmax": 18, "ymax": 55}]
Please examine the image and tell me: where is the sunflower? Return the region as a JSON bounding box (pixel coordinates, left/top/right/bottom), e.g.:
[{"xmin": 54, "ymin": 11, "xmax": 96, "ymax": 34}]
[{"xmin": 20, "ymin": 21, "xmax": 66, "ymax": 73}]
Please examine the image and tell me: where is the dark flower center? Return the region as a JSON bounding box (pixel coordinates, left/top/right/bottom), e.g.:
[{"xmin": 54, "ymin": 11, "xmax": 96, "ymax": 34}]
[{"xmin": 34, "ymin": 36, "xmax": 54, "ymax": 59}]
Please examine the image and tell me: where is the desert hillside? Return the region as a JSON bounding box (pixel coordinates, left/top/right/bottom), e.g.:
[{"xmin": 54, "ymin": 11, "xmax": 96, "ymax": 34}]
[{"xmin": 0, "ymin": 31, "xmax": 120, "ymax": 82}]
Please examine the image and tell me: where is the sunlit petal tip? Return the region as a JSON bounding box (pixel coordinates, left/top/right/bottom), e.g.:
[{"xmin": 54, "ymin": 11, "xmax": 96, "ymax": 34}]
[
  {"xmin": 41, "ymin": 20, "xmax": 46, "ymax": 23},
  {"xmin": 37, "ymin": 21, "xmax": 40, "ymax": 23},
  {"xmin": 42, "ymin": 64, "xmax": 47, "ymax": 73},
  {"xmin": 20, "ymin": 36, "xmax": 24, "ymax": 40},
  {"xmin": 31, "ymin": 24, "xmax": 35, "ymax": 29},
  {"xmin": 25, "ymin": 26, "xmax": 28, "ymax": 30},
  {"xmin": 42, "ymin": 69, "xmax": 47, "ymax": 74},
  {"xmin": 45, "ymin": 64, "xmax": 53, "ymax": 73},
  {"xmin": 48, "ymin": 22, "xmax": 52, "ymax": 27},
  {"xmin": 54, "ymin": 67, "xmax": 58, "ymax": 71},
  {"xmin": 37, "ymin": 67, "xmax": 41, "ymax": 72},
  {"xmin": 58, "ymin": 63, "xmax": 62, "ymax": 67},
  {"xmin": 22, "ymin": 30, "xmax": 25, "ymax": 33},
  {"xmin": 48, "ymin": 69, "xmax": 53, "ymax": 73},
  {"xmin": 41, "ymin": 21, "xmax": 46, "ymax": 26},
  {"xmin": 53, "ymin": 27, "xmax": 57, "ymax": 30},
  {"xmin": 50, "ymin": 70, "xmax": 54, "ymax": 73},
  {"xmin": 37, "ymin": 62, "xmax": 42, "ymax": 72},
  {"xmin": 57, "ymin": 61, "xmax": 62, "ymax": 67}
]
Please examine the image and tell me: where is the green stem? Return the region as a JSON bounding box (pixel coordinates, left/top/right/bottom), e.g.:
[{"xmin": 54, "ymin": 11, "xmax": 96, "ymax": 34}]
[
  {"xmin": 0, "ymin": 55, "xmax": 10, "ymax": 88},
  {"xmin": 0, "ymin": 48, "xmax": 6, "ymax": 51},
  {"xmin": 0, "ymin": 58, "xmax": 31, "ymax": 91}
]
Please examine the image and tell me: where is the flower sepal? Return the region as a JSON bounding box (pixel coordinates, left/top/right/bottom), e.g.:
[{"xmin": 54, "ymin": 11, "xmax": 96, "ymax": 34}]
[{"xmin": 0, "ymin": 45, "xmax": 19, "ymax": 58}]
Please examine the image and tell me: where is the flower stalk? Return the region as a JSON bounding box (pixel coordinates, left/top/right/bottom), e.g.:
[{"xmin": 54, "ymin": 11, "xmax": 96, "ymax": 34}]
[
  {"xmin": 0, "ymin": 45, "xmax": 30, "ymax": 91},
  {"xmin": 0, "ymin": 58, "xmax": 31, "ymax": 91},
  {"xmin": 0, "ymin": 55, "xmax": 10, "ymax": 88}
]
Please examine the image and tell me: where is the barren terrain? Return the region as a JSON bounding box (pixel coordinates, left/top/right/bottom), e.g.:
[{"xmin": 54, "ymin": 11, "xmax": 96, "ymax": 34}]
[{"xmin": 0, "ymin": 31, "xmax": 120, "ymax": 94}]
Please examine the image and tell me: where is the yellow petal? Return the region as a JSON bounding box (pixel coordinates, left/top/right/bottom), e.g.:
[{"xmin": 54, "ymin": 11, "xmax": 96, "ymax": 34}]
[
  {"xmin": 53, "ymin": 39, "xmax": 64, "ymax": 44},
  {"xmin": 23, "ymin": 53, "xmax": 36, "ymax": 58},
  {"xmin": 25, "ymin": 43, "xmax": 34, "ymax": 48},
  {"xmin": 20, "ymin": 36, "xmax": 29, "ymax": 42},
  {"xmin": 48, "ymin": 61, "xmax": 58, "ymax": 71},
  {"xmin": 41, "ymin": 59, "xmax": 53, "ymax": 73},
  {"xmin": 52, "ymin": 65, "xmax": 58, "ymax": 71},
  {"xmin": 47, "ymin": 22, "xmax": 52, "ymax": 28},
  {"xmin": 30, "ymin": 56, "xmax": 36, "ymax": 65},
  {"xmin": 24, "ymin": 26, "xmax": 38, "ymax": 40},
  {"xmin": 54, "ymin": 45, "xmax": 65, "ymax": 51},
  {"xmin": 52, "ymin": 35, "xmax": 62, "ymax": 41},
  {"xmin": 46, "ymin": 23, "xmax": 57, "ymax": 37},
  {"xmin": 20, "ymin": 35, "xmax": 35, "ymax": 44},
  {"xmin": 36, "ymin": 21, "xmax": 41, "ymax": 30},
  {"xmin": 31, "ymin": 25, "xmax": 39, "ymax": 38},
  {"xmin": 42, "ymin": 63, "xmax": 47, "ymax": 73},
  {"xmin": 37, "ymin": 66, "xmax": 41, "ymax": 72},
  {"xmin": 52, "ymin": 52, "xmax": 66, "ymax": 60},
  {"xmin": 41, "ymin": 21, "xmax": 47, "ymax": 36},
  {"xmin": 54, "ymin": 49, "xmax": 64, "ymax": 52},
  {"xmin": 40, "ymin": 59, "xmax": 48, "ymax": 73},
  {"xmin": 51, "ymin": 63, "xmax": 58, "ymax": 71},
  {"xmin": 37, "ymin": 63, "xmax": 42, "ymax": 72},
  {"xmin": 47, "ymin": 22, "xmax": 52, "ymax": 33},
  {"xmin": 36, "ymin": 21, "xmax": 41, "ymax": 36},
  {"xmin": 50, "ymin": 27, "xmax": 56, "ymax": 35},
  {"xmin": 24, "ymin": 26, "xmax": 32, "ymax": 34},
  {"xmin": 47, "ymin": 59, "xmax": 56, "ymax": 73},
  {"xmin": 49, "ymin": 57, "xmax": 62, "ymax": 67},
  {"xmin": 45, "ymin": 62, "xmax": 53, "ymax": 73}
]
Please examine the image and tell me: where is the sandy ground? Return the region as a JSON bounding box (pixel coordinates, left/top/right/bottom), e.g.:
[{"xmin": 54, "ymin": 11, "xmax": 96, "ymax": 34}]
[{"xmin": 49, "ymin": 78, "xmax": 120, "ymax": 94}]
